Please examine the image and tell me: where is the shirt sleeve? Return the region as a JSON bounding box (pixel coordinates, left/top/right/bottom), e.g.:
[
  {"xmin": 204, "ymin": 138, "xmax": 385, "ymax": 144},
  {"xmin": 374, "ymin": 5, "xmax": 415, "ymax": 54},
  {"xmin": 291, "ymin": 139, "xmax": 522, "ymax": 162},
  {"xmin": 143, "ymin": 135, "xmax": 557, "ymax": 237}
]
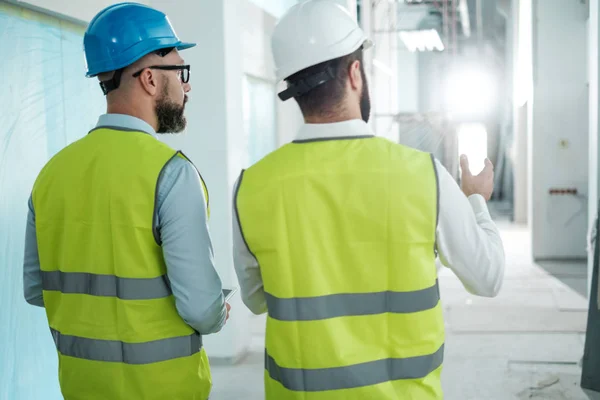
[
  {"xmin": 157, "ymin": 156, "xmax": 227, "ymax": 334},
  {"xmin": 231, "ymin": 174, "xmax": 267, "ymax": 315},
  {"xmin": 23, "ymin": 194, "xmax": 44, "ymax": 307},
  {"xmin": 434, "ymin": 158, "xmax": 506, "ymax": 297}
]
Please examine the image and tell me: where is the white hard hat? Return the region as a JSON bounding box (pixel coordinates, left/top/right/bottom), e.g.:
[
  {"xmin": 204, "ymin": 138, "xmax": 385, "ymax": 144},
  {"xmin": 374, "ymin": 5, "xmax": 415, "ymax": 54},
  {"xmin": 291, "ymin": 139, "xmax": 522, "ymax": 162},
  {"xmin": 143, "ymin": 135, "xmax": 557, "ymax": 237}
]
[{"xmin": 271, "ymin": 0, "xmax": 373, "ymax": 83}]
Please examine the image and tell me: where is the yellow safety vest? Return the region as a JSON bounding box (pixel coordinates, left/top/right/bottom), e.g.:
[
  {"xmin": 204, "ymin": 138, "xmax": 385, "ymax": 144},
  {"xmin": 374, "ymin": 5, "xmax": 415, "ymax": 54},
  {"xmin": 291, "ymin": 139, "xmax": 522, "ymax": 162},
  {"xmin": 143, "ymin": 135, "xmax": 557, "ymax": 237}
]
[
  {"xmin": 236, "ymin": 135, "xmax": 445, "ymax": 399},
  {"xmin": 32, "ymin": 127, "xmax": 212, "ymax": 400}
]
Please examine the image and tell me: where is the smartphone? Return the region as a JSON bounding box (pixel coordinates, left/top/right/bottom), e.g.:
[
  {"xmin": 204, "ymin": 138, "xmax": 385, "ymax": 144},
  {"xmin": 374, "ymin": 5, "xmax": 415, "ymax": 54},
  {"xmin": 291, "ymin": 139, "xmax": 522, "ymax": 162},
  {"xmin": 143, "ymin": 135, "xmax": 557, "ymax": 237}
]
[{"xmin": 222, "ymin": 287, "xmax": 238, "ymax": 302}]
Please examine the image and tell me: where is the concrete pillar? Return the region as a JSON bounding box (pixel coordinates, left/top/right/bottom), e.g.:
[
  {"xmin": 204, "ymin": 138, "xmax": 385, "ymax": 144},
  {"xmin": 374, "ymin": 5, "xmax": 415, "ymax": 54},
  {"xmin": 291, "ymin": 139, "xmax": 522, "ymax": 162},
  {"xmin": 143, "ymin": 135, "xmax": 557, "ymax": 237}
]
[
  {"xmin": 513, "ymin": 102, "xmax": 529, "ymax": 224},
  {"xmin": 530, "ymin": 0, "xmax": 589, "ymax": 259},
  {"xmin": 589, "ymin": 0, "xmax": 600, "ymax": 298},
  {"xmin": 149, "ymin": 0, "xmax": 251, "ymax": 362},
  {"xmin": 497, "ymin": 0, "xmax": 513, "ymax": 204},
  {"xmin": 512, "ymin": 0, "xmax": 530, "ymax": 224}
]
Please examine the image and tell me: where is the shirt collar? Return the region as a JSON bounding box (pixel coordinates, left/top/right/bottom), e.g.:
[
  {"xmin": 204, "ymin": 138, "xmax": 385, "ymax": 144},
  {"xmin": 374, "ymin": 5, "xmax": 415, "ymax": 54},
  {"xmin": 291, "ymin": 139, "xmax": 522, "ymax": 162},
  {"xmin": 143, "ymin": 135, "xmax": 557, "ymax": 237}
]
[
  {"xmin": 96, "ymin": 114, "xmax": 157, "ymax": 137},
  {"xmin": 294, "ymin": 119, "xmax": 375, "ymax": 142}
]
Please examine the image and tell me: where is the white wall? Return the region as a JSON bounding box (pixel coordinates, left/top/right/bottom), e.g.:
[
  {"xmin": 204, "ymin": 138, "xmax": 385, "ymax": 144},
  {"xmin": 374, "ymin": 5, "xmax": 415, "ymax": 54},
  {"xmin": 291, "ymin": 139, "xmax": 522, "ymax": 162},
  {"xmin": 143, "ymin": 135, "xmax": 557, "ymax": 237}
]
[
  {"xmin": 242, "ymin": 3, "xmax": 276, "ymax": 81},
  {"xmin": 531, "ymin": 0, "xmax": 589, "ymax": 259},
  {"xmin": 248, "ymin": 0, "xmax": 356, "ymax": 20},
  {"xmin": 397, "ymin": 50, "xmax": 419, "ymax": 113},
  {"xmin": 276, "ymin": 84, "xmax": 305, "ymax": 145},
  {"xmin": 239, "ymin": 0, "xmax": 303, "ymax": 145},
  {"xmin": 247, "ymin": 0, "xmax": 297, "ymax": 18},
  {"xmin": 370, "ymin": 0, "xmax": 399, "ymax": 141}
]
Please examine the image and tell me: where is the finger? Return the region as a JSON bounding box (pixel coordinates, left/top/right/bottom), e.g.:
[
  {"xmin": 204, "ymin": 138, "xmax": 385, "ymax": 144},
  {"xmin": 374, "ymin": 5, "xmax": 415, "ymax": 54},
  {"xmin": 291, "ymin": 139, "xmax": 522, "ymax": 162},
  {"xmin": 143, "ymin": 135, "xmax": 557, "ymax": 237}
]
[
  {"xmin": 460, "ymin": 154, "xmax": 472, "ymax": 177},
  {"xmin": 480, "ymin": 158, "xmax": 494, "ymax": 176}
]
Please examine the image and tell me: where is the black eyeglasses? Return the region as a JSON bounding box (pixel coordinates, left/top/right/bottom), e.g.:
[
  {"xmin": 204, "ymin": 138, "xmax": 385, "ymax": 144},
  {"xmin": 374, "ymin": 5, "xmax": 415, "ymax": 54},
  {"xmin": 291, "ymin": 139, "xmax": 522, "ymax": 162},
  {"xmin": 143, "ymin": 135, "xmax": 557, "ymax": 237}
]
[{"xmin": 132, "ymin": 65, "xmax": 191, "ymax": 83}]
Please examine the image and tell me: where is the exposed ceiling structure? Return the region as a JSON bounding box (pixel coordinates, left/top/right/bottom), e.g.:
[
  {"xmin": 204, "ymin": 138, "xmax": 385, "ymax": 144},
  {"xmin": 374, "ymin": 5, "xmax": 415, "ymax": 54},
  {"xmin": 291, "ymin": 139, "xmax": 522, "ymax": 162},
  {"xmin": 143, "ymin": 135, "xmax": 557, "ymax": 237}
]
[{"xmin": 395, "ymin": 0, "xmax": 508, "ymax": 63}]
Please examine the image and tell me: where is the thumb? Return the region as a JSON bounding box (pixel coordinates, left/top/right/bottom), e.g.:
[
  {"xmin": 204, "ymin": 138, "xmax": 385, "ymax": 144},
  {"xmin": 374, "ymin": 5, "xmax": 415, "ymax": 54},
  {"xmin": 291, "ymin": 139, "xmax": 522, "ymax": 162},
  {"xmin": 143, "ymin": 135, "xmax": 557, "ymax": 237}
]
[{"xmin": 460, "ymin": 155, "xmax": 472, "ymax": 177}]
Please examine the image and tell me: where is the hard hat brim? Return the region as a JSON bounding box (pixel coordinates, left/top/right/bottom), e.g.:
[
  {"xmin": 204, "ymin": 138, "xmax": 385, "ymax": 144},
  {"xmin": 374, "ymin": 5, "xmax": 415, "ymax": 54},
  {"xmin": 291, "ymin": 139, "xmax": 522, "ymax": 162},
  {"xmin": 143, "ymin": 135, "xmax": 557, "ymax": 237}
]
[
  {"xmin": 85, "ymin": 41, "xmax": 197, "ymax": 78},
  {"xmin": 175, "ymin": 42, "xmax": 197, "ymax": 51}
]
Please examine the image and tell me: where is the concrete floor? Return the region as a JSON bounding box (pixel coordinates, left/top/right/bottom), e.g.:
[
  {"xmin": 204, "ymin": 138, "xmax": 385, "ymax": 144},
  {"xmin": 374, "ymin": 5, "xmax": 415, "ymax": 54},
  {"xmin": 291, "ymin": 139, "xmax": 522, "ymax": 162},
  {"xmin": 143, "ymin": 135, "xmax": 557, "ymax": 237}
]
[{"xmin": 210, "ymin": 222, "xmax": 592, "ymax": 399}]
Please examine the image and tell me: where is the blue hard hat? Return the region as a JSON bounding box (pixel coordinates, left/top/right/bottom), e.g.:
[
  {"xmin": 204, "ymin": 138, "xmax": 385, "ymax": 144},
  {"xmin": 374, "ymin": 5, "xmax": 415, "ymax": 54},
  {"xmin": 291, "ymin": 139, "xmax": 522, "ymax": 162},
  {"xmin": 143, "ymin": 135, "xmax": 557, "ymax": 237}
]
[{"xmin": 84, "ymin": 2, "xmax": 196, "ymax": 77}]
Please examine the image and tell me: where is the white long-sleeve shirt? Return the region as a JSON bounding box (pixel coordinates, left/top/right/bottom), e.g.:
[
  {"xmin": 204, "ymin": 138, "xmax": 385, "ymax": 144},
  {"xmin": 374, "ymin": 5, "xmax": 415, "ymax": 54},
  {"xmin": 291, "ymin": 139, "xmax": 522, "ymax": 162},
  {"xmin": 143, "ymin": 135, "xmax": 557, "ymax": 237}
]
[{"xmin": 232, "ymin": 119, "xmax": 505, "ymax": 314}]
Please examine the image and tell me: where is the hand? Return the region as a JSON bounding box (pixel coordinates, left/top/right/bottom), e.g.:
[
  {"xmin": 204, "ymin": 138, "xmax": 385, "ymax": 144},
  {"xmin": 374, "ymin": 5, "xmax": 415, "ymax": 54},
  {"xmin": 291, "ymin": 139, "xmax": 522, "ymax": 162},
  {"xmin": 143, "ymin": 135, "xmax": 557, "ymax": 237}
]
[
  {"xmin": 225, "ymin": 302, "xmax": 231, "ymax": 322},
  {"xmin": 460, "ymin": 154, "xmax": 494, "ymax": 201}
]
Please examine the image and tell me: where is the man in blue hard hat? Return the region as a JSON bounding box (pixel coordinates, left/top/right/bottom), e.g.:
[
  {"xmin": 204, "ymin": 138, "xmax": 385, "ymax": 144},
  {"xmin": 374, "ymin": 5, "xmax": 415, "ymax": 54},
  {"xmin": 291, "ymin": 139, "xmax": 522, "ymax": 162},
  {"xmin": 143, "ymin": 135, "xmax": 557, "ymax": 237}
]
[{"xmin": 22, "ymin": 3, "xmax": 228, "ymax": 399}]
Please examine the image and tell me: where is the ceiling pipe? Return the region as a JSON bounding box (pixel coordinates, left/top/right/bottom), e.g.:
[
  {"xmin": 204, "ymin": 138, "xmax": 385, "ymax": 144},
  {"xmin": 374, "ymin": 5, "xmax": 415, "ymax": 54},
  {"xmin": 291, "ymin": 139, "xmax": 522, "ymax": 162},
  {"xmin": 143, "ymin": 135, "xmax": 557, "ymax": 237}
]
[
  {"xmin": 476, "ymin": 0, "xmax": 483, "ymax": 47},
  {"xmin": 458, "ymin": 0, "xmax": 471, "ymax": 38},
  {"xmin": 443, "ymin": 0, "xmax": 449, "ymax": 56},
  {"xmin": 452, "ymin": 0, "xmax": 457, "ymax": 57}
]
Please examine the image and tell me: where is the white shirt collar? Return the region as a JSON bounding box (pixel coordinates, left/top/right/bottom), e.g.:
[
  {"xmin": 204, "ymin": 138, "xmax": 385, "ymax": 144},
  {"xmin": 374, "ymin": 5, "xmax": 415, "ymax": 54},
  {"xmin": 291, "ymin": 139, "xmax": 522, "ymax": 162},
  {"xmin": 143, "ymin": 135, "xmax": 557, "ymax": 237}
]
[
  {"xmin": 96, "ymin": 114, "xmax": 157, "ymax": 137},
  {"xmin": 294, "ymin": 119, "xmax": 375, "ymax": 142}
]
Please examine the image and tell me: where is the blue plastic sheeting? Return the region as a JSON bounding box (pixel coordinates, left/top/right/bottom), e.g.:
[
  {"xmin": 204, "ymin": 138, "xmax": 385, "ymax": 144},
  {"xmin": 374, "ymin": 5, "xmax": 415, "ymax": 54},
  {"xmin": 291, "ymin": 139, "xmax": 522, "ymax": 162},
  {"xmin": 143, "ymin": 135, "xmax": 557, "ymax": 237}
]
[{"xmin": 0, "ymin": 4, "xmax": 104, "ymax": 399}]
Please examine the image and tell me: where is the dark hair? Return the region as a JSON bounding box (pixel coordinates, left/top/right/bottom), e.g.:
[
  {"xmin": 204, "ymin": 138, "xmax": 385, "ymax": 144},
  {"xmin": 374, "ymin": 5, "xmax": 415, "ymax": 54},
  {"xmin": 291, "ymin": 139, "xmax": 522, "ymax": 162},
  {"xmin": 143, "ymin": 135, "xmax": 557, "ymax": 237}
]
[
  {"xmin": 99, "ymin": 47, "xmax": 176, "ymax": 95},
  {"xmin": 155, "ymin": 47, "xmax": 175, "ymax": 57},
  {"xmin": 286, "ymin": 47, "xmax": 364, "ymax": 117}
]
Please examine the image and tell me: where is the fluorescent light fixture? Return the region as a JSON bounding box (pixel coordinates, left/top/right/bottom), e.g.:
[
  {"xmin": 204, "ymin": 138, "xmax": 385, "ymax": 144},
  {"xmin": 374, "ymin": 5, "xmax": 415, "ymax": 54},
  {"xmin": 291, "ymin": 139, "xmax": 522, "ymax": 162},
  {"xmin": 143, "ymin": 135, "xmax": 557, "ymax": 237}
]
[
  {"xmin": 458, "ymin": 0, "xmax": 471, "ymax": 38},
  {"xmin": 372, "ymin": 59, "xmax": 394, "ymax": 77},
  {"xmin": 399, "ymin": 29, "xmax": 444, "ymax": 52}
]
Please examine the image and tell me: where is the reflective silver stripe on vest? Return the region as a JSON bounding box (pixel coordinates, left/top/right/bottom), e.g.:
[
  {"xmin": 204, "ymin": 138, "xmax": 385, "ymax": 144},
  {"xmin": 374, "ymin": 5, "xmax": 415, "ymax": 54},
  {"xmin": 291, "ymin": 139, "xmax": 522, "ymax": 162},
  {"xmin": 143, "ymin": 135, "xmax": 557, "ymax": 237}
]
[
  {"xmin": 42, "ymin": 271, "xmax": 171, "ymax": 300},
  {"xmin": 265, "ymin": 344, "xmax": 444, "ymax": 392},
  {"xmin": 50, "ymin": 328, "xmax": 201, "ymax": 365},
  {"xmin": 265, "ymin": 280, "xmax": 440, "ymax": 321}
]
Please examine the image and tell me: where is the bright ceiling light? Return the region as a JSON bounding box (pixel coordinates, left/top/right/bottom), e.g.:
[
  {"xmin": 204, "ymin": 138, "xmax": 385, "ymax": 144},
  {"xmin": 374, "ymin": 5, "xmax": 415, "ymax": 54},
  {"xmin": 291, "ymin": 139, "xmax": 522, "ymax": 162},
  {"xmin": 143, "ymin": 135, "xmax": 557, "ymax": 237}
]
[
  {"xmin": 399, "ymin": 29, "xmax": 444, "ymax": 52},
  {"xmin": 444, "ymin": 65, "xmax": 497, "ymax": 117}
]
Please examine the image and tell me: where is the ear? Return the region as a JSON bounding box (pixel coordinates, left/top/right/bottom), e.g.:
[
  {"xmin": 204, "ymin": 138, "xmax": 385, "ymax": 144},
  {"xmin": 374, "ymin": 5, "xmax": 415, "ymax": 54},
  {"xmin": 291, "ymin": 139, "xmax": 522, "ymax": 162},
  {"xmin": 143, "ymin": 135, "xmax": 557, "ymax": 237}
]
[
  {"xmin": 138, "ymin": 69, "xmax": 160, "ymax": 96},
  {"xmin": 348, "ymin": 60, "xmax": 362, "ymax": 92}
]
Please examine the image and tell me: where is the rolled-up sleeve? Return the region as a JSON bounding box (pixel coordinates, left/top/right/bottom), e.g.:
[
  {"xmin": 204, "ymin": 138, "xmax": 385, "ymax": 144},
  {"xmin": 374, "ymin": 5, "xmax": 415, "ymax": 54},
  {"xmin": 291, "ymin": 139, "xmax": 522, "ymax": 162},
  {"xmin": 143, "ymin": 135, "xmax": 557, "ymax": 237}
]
[
  {"xmin": 434, "ymin": 159, "xmax": 505, "ymax": 297},
  {"xmin": 157, "ymin": 157, "xmax": 226, "ymax": 334}
]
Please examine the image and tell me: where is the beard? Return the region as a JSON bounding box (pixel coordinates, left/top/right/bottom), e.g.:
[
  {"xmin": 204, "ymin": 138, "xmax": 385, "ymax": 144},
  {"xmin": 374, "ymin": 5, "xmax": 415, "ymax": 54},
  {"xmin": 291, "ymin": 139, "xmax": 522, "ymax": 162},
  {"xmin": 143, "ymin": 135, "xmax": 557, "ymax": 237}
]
[
  {"xmin": 155, "ymin": 84, "xmax": 187, "ymax": 134},
  {"xmin": 359, "ymin": 64, "xmax": 371, "ymax": 123}
]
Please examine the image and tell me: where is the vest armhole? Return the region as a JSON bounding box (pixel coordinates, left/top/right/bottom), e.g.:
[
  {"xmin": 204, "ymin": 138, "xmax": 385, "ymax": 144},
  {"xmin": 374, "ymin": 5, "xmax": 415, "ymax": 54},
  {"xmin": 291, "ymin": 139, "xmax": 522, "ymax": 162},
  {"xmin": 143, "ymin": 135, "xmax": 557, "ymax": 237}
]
[
  {"xmin": 234, "ymin": 170, "xmax": 258, "ymax": 260},
  {"xmin": 430, "ymin": 153, "xmax": 440, "ymax": 257},
  {"xmin": 153, "ymin": 151, "xmax": 183, "ymax": 246},
  {"xmin": 177, "ymin": 151, "xmax": 210, "ymax": 217}
]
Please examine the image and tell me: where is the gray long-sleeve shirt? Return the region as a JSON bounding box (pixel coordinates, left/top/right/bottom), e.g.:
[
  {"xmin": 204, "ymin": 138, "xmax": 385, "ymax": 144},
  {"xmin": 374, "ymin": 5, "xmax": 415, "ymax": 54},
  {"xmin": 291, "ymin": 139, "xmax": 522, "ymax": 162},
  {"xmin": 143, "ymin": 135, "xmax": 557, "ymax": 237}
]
[{"xmin": 23, "ymin": 113, "xmax": 226, "ymax": 335}]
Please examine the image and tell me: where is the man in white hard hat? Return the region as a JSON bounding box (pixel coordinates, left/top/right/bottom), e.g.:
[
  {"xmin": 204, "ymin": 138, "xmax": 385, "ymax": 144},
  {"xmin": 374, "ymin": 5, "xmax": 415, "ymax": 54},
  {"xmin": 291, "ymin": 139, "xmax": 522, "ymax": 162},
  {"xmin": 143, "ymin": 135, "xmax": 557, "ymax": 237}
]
[{"xmin": 232, "ymin": 1, "xmax": 505, "ymax": 398}]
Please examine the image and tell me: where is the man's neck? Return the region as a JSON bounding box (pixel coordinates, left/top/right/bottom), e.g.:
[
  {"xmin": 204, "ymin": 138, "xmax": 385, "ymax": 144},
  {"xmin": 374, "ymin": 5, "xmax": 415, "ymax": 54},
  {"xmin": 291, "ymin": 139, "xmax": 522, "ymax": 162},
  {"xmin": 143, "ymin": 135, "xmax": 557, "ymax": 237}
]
[
  {"xmin": 107, "ymin": 104, "xmax": 158, "ymax": 132},
  {"xmin": 304, "ymin": 112, "xmax": 360, "ymax": 124}
]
